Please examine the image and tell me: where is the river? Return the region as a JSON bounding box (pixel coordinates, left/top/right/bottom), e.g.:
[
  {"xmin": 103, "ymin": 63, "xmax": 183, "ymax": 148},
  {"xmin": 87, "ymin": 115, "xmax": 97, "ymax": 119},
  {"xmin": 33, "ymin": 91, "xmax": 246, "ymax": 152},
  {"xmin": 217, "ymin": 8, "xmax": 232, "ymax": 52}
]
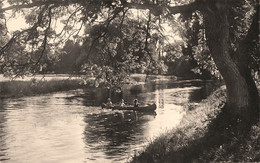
[{"xmin": 0, "ymin": 77, "xmax": 214, "ymax": 163}]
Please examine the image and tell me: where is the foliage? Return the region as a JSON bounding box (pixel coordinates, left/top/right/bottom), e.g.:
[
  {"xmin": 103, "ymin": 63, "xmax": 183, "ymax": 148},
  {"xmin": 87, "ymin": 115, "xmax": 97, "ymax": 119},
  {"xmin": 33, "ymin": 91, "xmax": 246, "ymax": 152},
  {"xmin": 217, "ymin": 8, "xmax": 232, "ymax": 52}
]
[
  {"xmin": 81, "ymin": 63, "xmax": 131, "ymax": 88},
  {"xmin": 176, "ymin": 11, "xmax": 221, "ymax": 79},
  {"xmin": 0, "ymin": 0, "xmax": 258, "ymax": 76},
  {"xmin": 228, "ymin": 0, "xmax": 260, "ymax": 71},
  {"xmin": 192, "ymin": 27, "xmax": 221, "ymax": 78},
  {"xmin": 78, "ymin": 9, "xmax": 170, "ymax": 86},
  {"xmin": 0, "ymin": 2, "xmax": 9, "ymax": 74},
  {"xmin": 54, "ymin": 40, "xmax": 82, "ymax": 74},
  {"xmin": 1, "ymin": 1, "xmax": 174, "ymax": 82},
  {"xmin": 163, "ymin": 44, "xmax": 183, "ymax": 63}
]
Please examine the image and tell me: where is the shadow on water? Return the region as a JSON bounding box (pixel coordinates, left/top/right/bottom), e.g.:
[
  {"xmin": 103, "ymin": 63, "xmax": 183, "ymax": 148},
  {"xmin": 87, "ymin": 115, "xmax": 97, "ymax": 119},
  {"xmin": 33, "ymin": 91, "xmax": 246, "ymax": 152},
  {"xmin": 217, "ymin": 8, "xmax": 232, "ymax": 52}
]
[{"xmin": 83, "ymin": 111, "xmax": 156, "ymax": 157}]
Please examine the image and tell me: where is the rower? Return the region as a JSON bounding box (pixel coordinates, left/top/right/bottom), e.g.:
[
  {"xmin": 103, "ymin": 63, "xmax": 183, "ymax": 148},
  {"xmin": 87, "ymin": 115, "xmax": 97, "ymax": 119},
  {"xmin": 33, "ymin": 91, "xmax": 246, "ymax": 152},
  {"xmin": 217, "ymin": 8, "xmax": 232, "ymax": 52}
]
[
  {"xmin": 106, "ymin": 98, "xmax": 113, "ymax": 107},
  {"xmin": 119, "ymin": 99, "xmax": 125, "ymax": 107},
  {"xmin": 133, "ymin": 99, "xmax": 139, "ymax": 107}
]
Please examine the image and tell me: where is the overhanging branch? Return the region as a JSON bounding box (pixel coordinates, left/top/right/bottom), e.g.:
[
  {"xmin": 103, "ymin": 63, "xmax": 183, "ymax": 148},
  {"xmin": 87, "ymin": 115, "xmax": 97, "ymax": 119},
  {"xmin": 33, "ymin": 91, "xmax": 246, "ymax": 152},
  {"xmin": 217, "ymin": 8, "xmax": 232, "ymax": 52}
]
[
  {"xmin": 1, "ymin": 0, "xmax": 201, "ymax": 16},
  {"xmin": 0, "ymin": 0, "xmax": 77, "ymax": 12},
  {"xmin": 1, "ymin": 1, "xmax": 52, "ymax": 12},
  {"xmin": 124, "ymin": 1, "xmax": 201, "ymax": 15}
]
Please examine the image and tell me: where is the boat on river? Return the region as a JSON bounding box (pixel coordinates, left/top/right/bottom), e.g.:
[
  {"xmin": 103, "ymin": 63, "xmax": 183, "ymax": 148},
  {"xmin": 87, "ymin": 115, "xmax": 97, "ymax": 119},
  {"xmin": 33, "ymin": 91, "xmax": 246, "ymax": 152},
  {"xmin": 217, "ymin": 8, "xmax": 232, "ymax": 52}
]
[{"xmin": 101, "ymin": 103, "xmax": 156, "ymax": 112}]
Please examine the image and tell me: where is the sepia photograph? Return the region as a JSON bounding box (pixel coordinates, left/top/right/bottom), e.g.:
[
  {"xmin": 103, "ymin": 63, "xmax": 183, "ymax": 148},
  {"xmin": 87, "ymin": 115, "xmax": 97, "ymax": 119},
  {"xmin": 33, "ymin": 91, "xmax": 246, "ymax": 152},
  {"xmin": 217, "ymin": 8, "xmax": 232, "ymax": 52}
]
[{"xmin": 0, "ymin": 0, "xmax": 259, "ymax": 162}]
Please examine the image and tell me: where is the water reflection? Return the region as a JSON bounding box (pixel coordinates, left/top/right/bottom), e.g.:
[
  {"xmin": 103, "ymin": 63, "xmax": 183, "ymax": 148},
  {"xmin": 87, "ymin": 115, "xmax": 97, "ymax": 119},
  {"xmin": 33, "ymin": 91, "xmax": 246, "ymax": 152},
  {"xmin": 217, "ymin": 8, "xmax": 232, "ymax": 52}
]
[
  {"xmin": 83, "ymin": 111, "xmax": 156, "ymax": 160},
  {"xmin": 0, "ymin": 100, "xmax": 9, "ymax": 162},
  {"xmin": 0, "ymin": 96, "xmax": 86, "ymax": 163},
  {"xmin": 0, "ymin": 78, "xmax": 215, "ymax": 163}
]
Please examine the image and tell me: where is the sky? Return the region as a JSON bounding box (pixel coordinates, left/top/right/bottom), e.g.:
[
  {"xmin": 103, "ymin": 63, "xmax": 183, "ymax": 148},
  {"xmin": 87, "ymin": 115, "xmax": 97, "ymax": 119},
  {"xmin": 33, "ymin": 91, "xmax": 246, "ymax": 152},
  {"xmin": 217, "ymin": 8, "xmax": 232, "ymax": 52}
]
[
  {"xmin": 3, "ymin": 0, "xmax": 66, "ymax": 33},
  {"xmin": 3, "ymin": 1, "xmax": 29, "ymax": 33},
  {"xmin": 2, "ymin": 0, "xmax": 26, "ymax": 31},
  {"xmin": 6, "ymin": 13, "xmax": 28, "ymax": 32}
]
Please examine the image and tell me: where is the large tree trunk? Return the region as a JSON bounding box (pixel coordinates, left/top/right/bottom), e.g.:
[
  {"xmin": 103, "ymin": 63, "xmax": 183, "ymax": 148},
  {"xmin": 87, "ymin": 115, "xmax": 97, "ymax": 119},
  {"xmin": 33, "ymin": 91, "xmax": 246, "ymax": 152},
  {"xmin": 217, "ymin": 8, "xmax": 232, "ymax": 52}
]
[{"xmin": 203, "ymin": 1, "xmax": 259, "ymax": 128}]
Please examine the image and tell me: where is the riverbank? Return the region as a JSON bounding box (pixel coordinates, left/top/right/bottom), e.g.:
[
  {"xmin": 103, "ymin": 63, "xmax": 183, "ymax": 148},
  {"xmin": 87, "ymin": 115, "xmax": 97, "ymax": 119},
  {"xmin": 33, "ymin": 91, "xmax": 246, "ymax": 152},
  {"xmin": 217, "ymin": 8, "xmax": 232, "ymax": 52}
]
[
  {"xmin": 0, "ymin": 79, "xmax": 85, "ymax": 98},
  {"xmin": 0, "ymin": 74, "xmax": 178, "ymax": 99},
  {"xmin": 130, "ymin": 85, "xmax": 260, "ymax": 162}
]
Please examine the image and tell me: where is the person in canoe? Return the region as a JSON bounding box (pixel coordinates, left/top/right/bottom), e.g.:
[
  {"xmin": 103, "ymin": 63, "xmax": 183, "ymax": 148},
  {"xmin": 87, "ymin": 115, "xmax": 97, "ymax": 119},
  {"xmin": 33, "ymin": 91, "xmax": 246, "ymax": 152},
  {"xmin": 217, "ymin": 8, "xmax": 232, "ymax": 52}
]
[
  {"xmin": 119, "ymin": 99, "xmax": 125, "ymax": 107},
  {"xmin": 106, "ymin": 98, "xmax": 113, "ymax": 107},
  {"xmin": 134, "ymin": 99, "xmax": 139, "ymax": 107}
]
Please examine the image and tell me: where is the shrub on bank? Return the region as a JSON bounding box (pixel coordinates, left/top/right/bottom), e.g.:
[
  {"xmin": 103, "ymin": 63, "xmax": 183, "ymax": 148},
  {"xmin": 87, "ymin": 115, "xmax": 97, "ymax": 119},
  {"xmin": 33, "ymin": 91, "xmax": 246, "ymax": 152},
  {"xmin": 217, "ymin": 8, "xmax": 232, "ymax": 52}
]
[
  {"xmin": 130, "ymin": 85, "xmax": 260, "ymax": 162},
  {"xmin": 0, "ymin": 79, "xmax": 84, "ymax": 98}
]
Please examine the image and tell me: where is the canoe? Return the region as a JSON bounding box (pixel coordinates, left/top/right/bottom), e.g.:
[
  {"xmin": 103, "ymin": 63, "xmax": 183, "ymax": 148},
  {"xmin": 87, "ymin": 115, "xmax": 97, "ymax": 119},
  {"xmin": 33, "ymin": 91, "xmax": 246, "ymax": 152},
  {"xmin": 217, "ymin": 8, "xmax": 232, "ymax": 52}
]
[{"xmin": 101, "ymin": 103, "xmax": 156, "ymax": 112}]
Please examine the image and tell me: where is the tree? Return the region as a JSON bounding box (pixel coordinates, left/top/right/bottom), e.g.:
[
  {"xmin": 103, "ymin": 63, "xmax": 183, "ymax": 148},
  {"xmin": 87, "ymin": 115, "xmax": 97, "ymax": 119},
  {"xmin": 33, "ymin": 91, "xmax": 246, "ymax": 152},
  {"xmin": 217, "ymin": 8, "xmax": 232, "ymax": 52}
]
[
  {"xmin": 55, "ymin": 40, "xmax": 82, "ymax": 74},
  {"xmin": 0, "ymin": 1, "xmax": 9, "ymax": 74},
  {"xmin": 178, "ymin": 11, "xmax": 218, "ymax": 79},
  {"xmin": 80, "ymin": 9, "xmax": 169, "ymax": 87},
  {"xmin": 0, "ymin": 0, "xmax": 259, "ymax": 130},
  {"xmin": 202, "ymin": 0, "xmax": 259, "ymax": 128}
]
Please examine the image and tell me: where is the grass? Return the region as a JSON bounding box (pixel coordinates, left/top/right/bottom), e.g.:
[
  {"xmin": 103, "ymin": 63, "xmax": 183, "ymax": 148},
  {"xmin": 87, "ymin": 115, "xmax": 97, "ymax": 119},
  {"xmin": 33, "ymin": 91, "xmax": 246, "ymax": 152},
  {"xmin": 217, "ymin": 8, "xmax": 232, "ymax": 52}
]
[
  {"xmin": 0, "ymin": 78, "xmax": 85, "ymax": 98},
  {"xmin": 0, "ymin": 74, "xmax": 150, "ymax": 98},
  {"xmin": 130, "ymin": 85, "xmax": 260, "ymax": 162}
]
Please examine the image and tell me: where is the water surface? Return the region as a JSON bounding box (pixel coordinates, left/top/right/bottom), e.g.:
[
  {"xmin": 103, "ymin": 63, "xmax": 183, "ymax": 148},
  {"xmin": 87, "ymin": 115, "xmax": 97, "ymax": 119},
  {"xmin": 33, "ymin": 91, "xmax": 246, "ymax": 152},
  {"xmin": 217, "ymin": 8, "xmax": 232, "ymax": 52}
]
[{"xmin": 0, "ymin": 78, "xmax": 213, "ymax": 163}]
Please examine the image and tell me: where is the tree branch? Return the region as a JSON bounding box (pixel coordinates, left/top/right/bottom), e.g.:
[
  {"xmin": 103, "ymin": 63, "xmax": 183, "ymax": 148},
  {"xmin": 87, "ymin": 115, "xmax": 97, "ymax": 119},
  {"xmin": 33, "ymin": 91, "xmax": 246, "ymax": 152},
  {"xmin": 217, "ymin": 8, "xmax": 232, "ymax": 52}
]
[
  {"xmin": 56, "ymin": 6, "xmax": 83, "ymax": 37},
  {"xmin": 0, "ymin": 0, "xmax": 76, "ymax": 13},
  {"xmin": 1, "ymin": 0, "xmax": 201, "ymax": 16},
  {"xmin": 124, "ymin": 1, "xmax": 201, "ymax": 15},
  {"xmin": 168, "ymin": 1, "xmax": 203, "ymax": 14},
  {"xmin": 34, "ymin": 6, "xmax": 53, "ymax": 67}
]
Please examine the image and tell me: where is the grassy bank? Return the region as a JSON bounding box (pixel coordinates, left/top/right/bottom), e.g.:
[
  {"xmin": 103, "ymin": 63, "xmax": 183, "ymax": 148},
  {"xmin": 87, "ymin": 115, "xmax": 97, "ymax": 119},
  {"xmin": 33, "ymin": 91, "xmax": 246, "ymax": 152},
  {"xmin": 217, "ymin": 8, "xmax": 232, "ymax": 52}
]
[
  {"xmin": 0, "ymin": 74, "xmax": 152, "ymax": 98},
  {"xmin": 130, "ymin": 85, "xmax": 260, "ymax": 162},
  {"xmin": 0, "ymin": 79, "xmax": 85, "ymax": 98}
]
